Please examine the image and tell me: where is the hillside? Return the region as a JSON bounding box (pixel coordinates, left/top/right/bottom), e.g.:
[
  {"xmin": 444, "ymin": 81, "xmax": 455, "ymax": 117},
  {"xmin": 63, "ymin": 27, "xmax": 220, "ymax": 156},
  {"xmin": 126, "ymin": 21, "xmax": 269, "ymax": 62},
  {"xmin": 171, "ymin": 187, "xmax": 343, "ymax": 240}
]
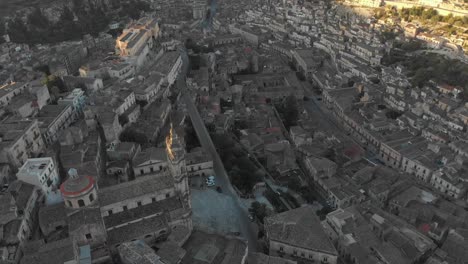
[{"xmin": 0, "ymin": 0, "xmax": 61, "ymax": 18}]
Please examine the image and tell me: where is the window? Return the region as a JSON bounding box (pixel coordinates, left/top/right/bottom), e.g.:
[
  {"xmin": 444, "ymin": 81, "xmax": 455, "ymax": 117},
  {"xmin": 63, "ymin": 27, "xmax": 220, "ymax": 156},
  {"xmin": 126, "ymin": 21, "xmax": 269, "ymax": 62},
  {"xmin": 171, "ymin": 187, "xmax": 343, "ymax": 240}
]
[
  {"xmin": 78, "ymin": 199, "xmax": 85, "ymax": 207},
  {"xmin": 152, "ymin": 198, "xmax": 156, "ymax": 202},
  {"xmin": 123, "ymin": 206, "xmax": 128, "ymax": 211},
  {"xmin": 301, "ymin": 252, "xmax": 305, "ymax": 257},
  {"xmin": 85, "ymin": 233, "xmax": 92, "ymax": 239},
  {"xmin": 108, "ymin": 210, "xmax": 113, "ymax": 215},
  {"xmin": 293, "ymin": 250, "xmax": 297, "ymax": 255},
  {"xmin": 165, "ymin": 193, "xmax": 170, "ymax": 198},
  {"xmin": 137, "ymin": 201, "xmax": 142, "ymax": 207},
  {"xmin": 140, "ymin": 169, "xmax": 144, "ymax": 175},
  {"xmin": 280, "ymin": 247, "xmax": 284, "ymax": 252},
  {"xmin": 67, "ymin": 200, "xmax": 72, "ymax": 207},
  {"xmin": 89, "ymin": 193, "xmax": 94, "ymax": 202},
  {"xmin": 151, "ymin": 167, "xmax": 154, "ymax": 173},
  {"xmin": 159, "ymin": 166, "xmax": 162, "ymax": 170}
]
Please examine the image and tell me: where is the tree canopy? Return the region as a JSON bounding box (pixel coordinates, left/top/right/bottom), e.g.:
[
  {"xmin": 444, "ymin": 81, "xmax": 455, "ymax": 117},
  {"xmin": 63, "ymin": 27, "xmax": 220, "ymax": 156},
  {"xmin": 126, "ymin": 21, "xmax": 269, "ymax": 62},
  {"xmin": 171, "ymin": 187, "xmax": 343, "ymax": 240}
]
[
  {"xmin": 7, "ymin": 1, "xmax": 151, "ymax": 45},
  {"xmin": 249, "ymin": 201, "xmax": 268, "ymax": 223},
  {"xmin": 120, "ymin": 127, "xmax": 148, "ymax": 146},
  {"xmin": 282, "ymin": 94, "xmax": 299, "ymax": 128}
]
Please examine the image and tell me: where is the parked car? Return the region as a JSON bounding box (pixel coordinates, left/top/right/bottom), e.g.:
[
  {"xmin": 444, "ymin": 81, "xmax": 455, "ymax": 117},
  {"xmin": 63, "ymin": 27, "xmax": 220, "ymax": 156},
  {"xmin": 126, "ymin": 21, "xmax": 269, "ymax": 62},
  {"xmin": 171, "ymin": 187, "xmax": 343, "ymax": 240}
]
[
  {"xmin": 206, "ymin": 176, "xmax": 216, "ymax": 187},
  {"xmin": 248, "ymin": 214, "xmax": 254, "ymax": 222}
]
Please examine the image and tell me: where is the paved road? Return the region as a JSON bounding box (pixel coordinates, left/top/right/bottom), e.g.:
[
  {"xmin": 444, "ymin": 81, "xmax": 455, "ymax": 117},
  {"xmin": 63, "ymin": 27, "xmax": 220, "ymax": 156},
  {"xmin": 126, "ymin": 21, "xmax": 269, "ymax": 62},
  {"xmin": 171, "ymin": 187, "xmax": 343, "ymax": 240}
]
[{"xmin": 177, "ymin": 49, "xmax": 258, "ymax": 251}]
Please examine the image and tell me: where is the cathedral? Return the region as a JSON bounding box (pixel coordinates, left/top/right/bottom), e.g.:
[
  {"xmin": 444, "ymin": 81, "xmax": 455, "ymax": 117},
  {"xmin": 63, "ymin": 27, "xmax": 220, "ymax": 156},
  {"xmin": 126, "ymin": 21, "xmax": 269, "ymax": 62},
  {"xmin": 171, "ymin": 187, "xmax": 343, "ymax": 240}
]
[{"xmin": 56, "ymin": 124, "xmax": 193, "ymax": 254}]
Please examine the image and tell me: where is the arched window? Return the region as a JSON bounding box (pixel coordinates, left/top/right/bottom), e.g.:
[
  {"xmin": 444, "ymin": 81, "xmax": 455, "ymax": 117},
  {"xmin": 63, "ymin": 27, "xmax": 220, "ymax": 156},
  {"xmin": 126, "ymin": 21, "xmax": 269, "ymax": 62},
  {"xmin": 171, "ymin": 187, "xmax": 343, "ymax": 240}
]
[
  {"xmin": 89, "ymin": 193, "xmax": 94, "ymax": 202},
  {"xmin": 78, "ymin": 199, "xmax": 85, "ymax": 207},
  {"xmin": 67, "ymin": 200, "xmax": 72, "ymax": 207}
]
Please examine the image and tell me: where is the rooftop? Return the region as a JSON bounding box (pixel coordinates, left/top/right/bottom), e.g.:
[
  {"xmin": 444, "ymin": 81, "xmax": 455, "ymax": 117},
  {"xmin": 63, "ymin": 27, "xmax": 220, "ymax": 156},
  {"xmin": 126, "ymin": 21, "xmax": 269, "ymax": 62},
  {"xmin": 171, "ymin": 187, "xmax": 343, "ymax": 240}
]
[
  {"xmin": 20, "ymin": 238, "xmax": 75, "ymax": 264},
  {"xmin": 0, "ymin": 81, "xmax": 26, "ymax": 98},
  {"xmin": 99, "ymin": 174, "xmax": 174, "ymax": 206},
  {"xmin": 108, "ymin": 214, "xmax": 167, "ymax": 245},
  {"xmin": 118, "ymin": 240, "xmax": 163, "ymax": 264},
  {"xmin": 264, "ymin": 205, "xmax": 337, "ymax": 255},
  {"xmin": 155, "ymin": 51, "xmax": 181, "ymax": 75},
  {"xmin": 17, "ymin": 157, "xmax": 54, "ymax": 177},
  {"xmin": 0, "ymin": 118, "xmax": 37, "ymax": 149},
  {"xmin": 60, "ymin": 175, "xmax": 95, "ymax": 197}
]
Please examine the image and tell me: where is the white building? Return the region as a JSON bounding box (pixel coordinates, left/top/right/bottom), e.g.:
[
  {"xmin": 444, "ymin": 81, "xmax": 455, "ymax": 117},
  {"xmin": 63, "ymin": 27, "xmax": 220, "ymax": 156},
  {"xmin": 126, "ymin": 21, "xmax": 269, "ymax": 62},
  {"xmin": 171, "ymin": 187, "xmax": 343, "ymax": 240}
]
[
  {"xmin": 430, "ymin": 170, "xmax": 466, "ymax": 199},
  {"xmin": 16, "ymin": 157, "xmax": 60, "ymax": 197},
  {"xmin": 0, "ymin": 82, "xmax": 29, "ymax": 108}
]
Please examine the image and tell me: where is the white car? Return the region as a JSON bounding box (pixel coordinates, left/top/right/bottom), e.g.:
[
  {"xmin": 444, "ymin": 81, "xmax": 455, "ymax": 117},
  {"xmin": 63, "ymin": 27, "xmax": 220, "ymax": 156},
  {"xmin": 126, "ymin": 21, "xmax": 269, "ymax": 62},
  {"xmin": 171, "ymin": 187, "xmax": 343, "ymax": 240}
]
[{"xmin": 206, "ymin": 176, "xmax": 215, "ymax": 186}]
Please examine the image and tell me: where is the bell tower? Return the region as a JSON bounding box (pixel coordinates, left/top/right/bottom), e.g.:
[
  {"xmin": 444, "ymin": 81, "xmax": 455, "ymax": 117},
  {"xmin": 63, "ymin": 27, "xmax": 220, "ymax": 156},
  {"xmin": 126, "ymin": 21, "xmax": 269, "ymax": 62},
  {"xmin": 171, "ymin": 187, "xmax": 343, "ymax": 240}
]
[{"xmin": 166, "ymin": 124, "xmax": 190, "ymax": 207}]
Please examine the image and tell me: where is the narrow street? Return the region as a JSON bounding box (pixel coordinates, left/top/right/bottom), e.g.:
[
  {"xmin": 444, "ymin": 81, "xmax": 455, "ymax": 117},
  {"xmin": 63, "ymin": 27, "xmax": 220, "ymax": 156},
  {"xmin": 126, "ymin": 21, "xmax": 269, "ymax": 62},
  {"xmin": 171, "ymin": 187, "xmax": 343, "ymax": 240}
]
[{"xmin": 177, "ymin": 49, "xmax": 258, "ymax": 251}]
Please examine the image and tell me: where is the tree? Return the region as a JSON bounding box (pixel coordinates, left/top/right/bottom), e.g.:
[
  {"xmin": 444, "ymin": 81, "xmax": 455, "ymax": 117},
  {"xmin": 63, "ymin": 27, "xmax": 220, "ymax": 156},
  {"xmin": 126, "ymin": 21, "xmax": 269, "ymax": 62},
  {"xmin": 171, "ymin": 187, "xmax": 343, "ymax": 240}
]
[
  {"xmin": 287, "ymin": 177, "xmax": 302, "ymax": 192},
  {"xmin": 44, "ymin": 75, "xmax": 67, "ymax": 92},
  {"xmin": 386, "ymin": 110, "xmax": 402, "ymax": 119},
  {"xmin": 299, "ymin": 186, "xmax": 316, "ymax": 203},
  {"xmin": 229, "ymin": 159, "xmax": 261, "ymax": 193},
  {"xmin": 28, "ymin": 7, "xmax": 49, "ymax": 29},
  {"xmin": 249, "ymin": 201, "xmax": 268, "ymax": 223},
  {"xmin": 316, "ymin": 206, "xmax": 333, "ymax": 220},
  {"xmin": 283, "ymin": 94, "xmax": 299, "ymax": 128},
  {"xmin": 8, "ymin": 17, "xmax": 29, "ymax": 44},
  {"xmin": 184, "ymin": 118, "xmax": 200, "ymax": 151},
  {"xmin": 119, "ymin": 127, "xmax": 148, "ymax": 145},
  {"xmin": 0, "ymin": 19, "xmax": 5, "ymax": 44},
  {"xmin": 59, "ymin": 6, "xmax": 82, "ymax": 40},
  {"xmin": 72, "ymin": 0, "xmax": 85, "ymax": 12}
]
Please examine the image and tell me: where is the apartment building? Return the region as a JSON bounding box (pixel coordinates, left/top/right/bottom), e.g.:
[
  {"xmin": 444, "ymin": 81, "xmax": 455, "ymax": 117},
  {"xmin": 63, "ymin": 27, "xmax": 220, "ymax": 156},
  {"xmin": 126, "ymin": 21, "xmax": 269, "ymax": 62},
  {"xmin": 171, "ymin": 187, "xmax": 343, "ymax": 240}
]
[
  {"xmin": 16, "ymin": 157, "xmax": 60, "ymax": 197},
  {"xmin": 0, "ymin": 118, "xmax": 45, "ymax": 168}
]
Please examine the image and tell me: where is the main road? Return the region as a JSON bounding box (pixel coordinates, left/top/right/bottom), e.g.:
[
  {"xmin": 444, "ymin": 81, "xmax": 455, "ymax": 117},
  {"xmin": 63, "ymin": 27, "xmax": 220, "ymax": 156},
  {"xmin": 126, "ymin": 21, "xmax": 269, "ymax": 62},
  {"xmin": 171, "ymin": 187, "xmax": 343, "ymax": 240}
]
[{"xmin": 177, "ymin": 48, "xmax": 258, "ymax": 251}]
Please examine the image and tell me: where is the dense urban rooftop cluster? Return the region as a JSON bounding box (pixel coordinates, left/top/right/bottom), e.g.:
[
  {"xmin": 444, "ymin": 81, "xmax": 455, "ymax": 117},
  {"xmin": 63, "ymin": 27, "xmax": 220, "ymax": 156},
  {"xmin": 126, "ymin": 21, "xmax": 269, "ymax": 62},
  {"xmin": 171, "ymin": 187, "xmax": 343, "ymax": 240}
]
[{"xmin": 0, "ymin": 0, "xmax": 467, "ymax": 263}]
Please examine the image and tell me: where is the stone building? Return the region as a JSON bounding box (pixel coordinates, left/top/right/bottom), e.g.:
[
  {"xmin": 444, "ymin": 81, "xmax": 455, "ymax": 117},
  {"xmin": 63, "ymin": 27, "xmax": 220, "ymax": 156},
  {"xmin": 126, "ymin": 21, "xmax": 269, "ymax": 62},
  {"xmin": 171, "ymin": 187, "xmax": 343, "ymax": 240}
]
[{"xmin": 264, "ymin": 205, "xmax": 338, "ymax": 264}]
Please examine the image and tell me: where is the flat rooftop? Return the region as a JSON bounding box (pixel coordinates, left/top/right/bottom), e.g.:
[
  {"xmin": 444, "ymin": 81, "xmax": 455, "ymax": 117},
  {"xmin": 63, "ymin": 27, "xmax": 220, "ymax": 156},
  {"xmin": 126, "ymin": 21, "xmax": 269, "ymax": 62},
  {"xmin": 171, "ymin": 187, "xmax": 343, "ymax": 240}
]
[{"xmin": 17, "ymin": 157, "xmax": 53, "ymax": 176}]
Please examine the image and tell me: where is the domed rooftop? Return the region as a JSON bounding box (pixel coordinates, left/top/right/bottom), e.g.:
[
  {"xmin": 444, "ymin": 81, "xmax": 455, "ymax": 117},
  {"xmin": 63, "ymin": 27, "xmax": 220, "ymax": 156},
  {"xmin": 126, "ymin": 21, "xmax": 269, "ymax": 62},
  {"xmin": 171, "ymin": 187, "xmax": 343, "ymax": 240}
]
[{"xmin": 60, "ymin": 169, "xmax": 95, "ymax": 197}]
